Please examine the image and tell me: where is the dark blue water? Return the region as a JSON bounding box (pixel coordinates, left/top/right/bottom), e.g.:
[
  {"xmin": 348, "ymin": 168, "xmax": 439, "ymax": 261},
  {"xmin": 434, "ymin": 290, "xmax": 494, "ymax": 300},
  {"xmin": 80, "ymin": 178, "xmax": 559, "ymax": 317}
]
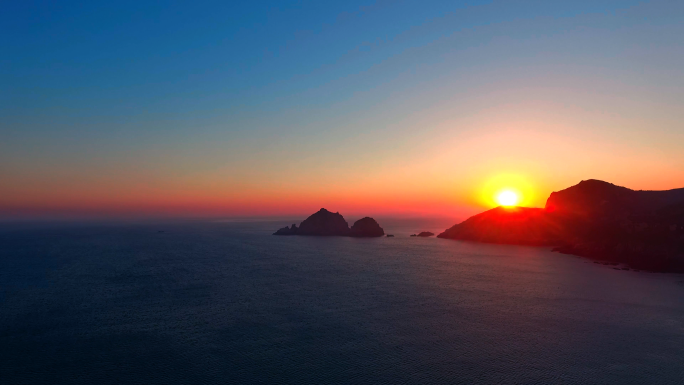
[{"xmin": 1, "ymin": 219, "xmax": 683, "ymax": 384}]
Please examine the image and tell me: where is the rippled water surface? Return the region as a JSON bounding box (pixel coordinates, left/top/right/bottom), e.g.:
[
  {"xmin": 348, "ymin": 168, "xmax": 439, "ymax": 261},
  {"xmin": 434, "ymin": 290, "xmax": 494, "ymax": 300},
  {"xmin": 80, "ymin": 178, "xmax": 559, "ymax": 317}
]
[{"xmin": 1, "ymin": 220, "xmax": 683, "ymax": 384}]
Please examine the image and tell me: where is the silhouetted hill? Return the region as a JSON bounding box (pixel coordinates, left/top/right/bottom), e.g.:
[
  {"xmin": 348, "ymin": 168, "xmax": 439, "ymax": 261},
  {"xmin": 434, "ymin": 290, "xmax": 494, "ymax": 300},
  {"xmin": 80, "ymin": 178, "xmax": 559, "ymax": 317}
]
[
  {"xmin": 546, "ymin": 179, "xmax": 684, "ymax": 220},
  {"xmin": 438, "ymin": 180, "xmax": 684, "ymax": 272},
  {"xmin": 437, "ymin": 207, "xmax": 561, "ymax": 246},
  {"xmin": 350, "ymin": 217, "xmax": 384, "ymax": 237},
  {"xmin": 297, "ymin": 208, "xmax": 350, "ymax": 236},
  {"xmin": 655, "ymin": 201, "xmax": 684, "ymax": 225}
]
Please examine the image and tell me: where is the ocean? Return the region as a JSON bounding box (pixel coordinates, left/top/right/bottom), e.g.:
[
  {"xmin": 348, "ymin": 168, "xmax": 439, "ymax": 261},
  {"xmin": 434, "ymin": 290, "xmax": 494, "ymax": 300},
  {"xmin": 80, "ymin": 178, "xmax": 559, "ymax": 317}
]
[{"xmin": 1, "ymin": 219, "xmax": 683, "ymax": 384}]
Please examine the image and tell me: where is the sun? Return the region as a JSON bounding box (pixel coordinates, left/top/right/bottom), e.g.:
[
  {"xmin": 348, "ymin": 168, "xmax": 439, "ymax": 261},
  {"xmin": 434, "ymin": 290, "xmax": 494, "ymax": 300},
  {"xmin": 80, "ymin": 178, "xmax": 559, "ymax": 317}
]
[
  {"xmin": 496, "ymin": 190, "xmax": 520, "ymax": 207},
  {"xmin": 477, "ymin": 173, "xmax": 536, "ymax": 208}
]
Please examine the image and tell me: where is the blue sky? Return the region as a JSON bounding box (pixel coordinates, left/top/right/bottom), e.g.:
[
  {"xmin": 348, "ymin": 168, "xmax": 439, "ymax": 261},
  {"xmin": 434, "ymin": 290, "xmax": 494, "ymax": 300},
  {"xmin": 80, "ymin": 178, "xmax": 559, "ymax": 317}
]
[
  {"xmin": 4, "ymin": 0, "xmax": 665, "ymax": 125},
  {"xmin": 2, "ymin": 0, "xmax": 684, "ymax": 218}
]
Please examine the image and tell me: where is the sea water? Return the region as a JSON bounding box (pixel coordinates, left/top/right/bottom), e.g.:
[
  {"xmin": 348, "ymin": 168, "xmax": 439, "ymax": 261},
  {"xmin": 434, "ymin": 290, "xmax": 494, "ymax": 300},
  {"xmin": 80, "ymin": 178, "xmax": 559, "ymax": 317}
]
[{"xmin": 1, "ymin": 219, "xmax": 683, "ymax": 384}]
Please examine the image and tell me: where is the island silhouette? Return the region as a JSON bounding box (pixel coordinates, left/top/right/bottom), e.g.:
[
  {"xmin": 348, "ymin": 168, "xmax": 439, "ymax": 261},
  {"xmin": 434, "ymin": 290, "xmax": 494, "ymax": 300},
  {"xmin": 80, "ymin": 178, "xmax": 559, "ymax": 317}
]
[{"xmin": 274, "ymin": 208, "xmax": 384, "ymax": 237}]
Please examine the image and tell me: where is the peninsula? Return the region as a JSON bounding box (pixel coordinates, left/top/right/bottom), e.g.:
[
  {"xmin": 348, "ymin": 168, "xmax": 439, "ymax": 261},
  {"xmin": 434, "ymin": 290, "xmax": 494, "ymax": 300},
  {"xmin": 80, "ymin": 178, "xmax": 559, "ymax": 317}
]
[{"xmin": 438, "ymin": 180, "xmax": 684, "ymax": 272}]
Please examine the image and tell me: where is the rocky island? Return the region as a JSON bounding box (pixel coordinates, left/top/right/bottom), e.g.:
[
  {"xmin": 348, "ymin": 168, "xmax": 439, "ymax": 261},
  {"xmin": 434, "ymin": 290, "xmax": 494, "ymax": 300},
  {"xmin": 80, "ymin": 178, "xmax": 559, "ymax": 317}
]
[
  {"xmin": 438, "ymin": 180, "xmax": 684, "ymax": 272},
  {"xmin": 350, "ymin": 217, "xmax": 385, "ymax": 237},
  {"xmin": 274, "ymin": 208, "xmax": 384, "ymax": 237}
]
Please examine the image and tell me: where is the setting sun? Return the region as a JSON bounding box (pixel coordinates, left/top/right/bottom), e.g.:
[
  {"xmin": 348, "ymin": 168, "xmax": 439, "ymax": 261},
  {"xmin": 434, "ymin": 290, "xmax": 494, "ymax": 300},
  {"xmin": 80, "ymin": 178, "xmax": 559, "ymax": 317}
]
[
  {"xmin": 475, "ymin": 173, "xmax": 537, "ymax": 209},
  {"xmin": 496, "ymin": 190, "xmax": 520, "ymax": 207}
]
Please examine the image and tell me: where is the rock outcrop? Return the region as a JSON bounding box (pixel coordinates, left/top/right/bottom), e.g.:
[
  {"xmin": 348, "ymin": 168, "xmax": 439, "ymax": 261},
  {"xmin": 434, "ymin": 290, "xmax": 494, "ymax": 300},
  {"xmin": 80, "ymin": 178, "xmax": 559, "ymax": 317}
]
[
  {"xmin": 273, "ymin": 224, "xmax": 299, "ymax": 235},
  {"xmin": 295, "ymin": 208, "xmax": 351, "ymax": 236},
  {"xmin": 350, "ymin": 217, "xmax": 385, "ymax": 237},
  {"xmin": 416, "ymin": 232, "xmax": 435, "ymax": 237},
  {"xmin": 274, "ymin": 209, "xmax": 385, "ymax": 238}
]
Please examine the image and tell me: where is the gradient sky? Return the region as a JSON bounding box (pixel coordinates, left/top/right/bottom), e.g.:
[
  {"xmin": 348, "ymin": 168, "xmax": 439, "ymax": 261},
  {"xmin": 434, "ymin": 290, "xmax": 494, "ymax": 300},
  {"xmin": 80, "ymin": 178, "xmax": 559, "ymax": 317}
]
[{"xmin": 2, "ymin": 0, "xmax": 684, "ymax": 220}]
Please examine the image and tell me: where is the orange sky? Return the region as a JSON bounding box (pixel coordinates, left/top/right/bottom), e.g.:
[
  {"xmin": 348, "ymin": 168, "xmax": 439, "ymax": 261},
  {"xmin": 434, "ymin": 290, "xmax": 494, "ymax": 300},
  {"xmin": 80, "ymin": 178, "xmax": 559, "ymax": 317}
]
[
  {"xmin": 3, "ymin": 120, "xmax": 683, "ymax": 220},
  {"xmin": 3, "ymin": 1, "xmax": 684, "ymax": 220}
]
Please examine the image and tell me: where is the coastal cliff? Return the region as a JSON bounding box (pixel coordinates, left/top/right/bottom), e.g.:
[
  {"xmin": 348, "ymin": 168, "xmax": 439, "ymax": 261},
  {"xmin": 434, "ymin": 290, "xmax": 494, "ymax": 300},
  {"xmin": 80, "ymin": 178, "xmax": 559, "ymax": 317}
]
[
  {"xmin": 438, "ymin": 180, "xmax": 684, "ymax": 272},
  {"xmin": 546, "ymin": 179, "xmax": 684, "ymax": 219}
]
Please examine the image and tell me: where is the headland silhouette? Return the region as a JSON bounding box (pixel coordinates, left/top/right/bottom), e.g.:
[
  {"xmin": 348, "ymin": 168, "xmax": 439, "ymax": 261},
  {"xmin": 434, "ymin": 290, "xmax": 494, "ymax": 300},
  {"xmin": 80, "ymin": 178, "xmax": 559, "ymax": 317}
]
[{"xmin": 438, "ymin": 180, "xmax": 684, "ymax": 272}]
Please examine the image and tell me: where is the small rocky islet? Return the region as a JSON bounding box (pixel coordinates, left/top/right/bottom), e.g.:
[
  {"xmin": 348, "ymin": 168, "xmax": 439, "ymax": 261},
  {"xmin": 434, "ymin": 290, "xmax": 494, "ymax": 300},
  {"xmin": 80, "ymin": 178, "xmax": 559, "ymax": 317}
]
[
  {"xmin": 274, "ymin": 208, "xmax": 384, "ymax": 237},
  {"xmin": 410, "ymin": 232, "xmax": 434, "ymax": 237}
]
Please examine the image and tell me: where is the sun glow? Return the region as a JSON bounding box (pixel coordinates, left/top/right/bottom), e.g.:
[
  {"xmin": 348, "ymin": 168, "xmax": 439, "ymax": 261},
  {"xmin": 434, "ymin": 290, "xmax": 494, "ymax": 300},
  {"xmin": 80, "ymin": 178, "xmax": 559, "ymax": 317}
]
[
  {"xmin": 475, "ymin": 173, "xmax": 537, "ymax": 208},
  {"xmin": 496, "ymin": 189, "xmax": 520, "ymax": 207}
]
